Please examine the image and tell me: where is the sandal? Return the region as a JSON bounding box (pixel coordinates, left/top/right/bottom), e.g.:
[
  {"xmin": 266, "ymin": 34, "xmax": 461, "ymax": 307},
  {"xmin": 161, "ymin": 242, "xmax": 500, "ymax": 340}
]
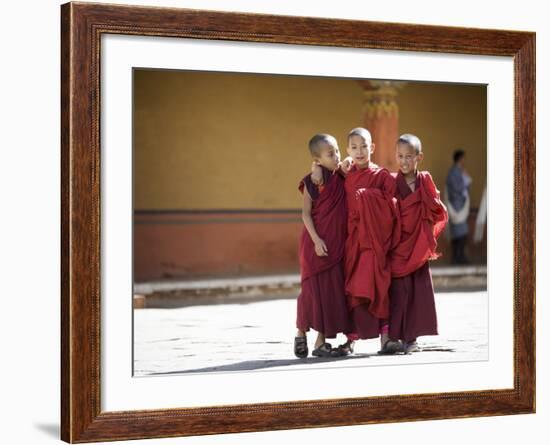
[
  {"xmin": 378, "ymin": 339, "xmax": 403, "ymax": 355},
  {"xmin": 331, "ymin": 340, "xmax": 355, "ymax": 357},
  {"xmin": 404, "ymin": 341, "xmax": 420, "ymax": 354},
  {"xmin": 312, "ymin": 342, "xmax": 333, "ymax": 358},
  {"xmin": 294, "ymin": 336, "xmax": 308, "ymax": 358}
]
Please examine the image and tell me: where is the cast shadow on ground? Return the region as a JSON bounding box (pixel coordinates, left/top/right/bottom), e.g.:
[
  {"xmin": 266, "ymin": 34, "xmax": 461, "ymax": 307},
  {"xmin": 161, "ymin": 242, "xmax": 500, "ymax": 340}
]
[
  {"xmin": 144, "ymin": 346, "xmax": 456, "ymax": 376},
  {"xmin": 33, "ymin": 423, "xmax": 59, "ymax": 438},
  {"xmin": 149, "ymin": 352, "xmax": 379, "ymax": 375}
]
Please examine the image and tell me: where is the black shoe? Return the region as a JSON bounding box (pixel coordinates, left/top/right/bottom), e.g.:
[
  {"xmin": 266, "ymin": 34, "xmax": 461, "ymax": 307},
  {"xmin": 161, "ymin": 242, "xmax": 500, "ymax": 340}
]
[
  {"xmin": 331, "ymin": 340, "xmax": 355, "ymax": 357},
  {"xmin": 404, "ymin": 341, "xmax": 420, "ymax": 354},
  {"xmin": 312, "ymin": 342, "xmax": 333, "ymax": 358},
  {"xmin": 294, "ymin": 336, "xmax": 308, "ymax": 358},
  {"xmin": 378, "ymin": 340, "xmax": 403, "ymax": 355}
]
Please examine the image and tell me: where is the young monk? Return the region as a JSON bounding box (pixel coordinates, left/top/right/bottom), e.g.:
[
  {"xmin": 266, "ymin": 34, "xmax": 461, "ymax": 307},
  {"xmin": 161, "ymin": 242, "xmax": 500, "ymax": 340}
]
[
  {"xmin": 294, "ymin": 134, "xmax": 351, "ymax": 358},
  {"xmin": 332, "ymin": 128, "xmax": 402, "ymax": 356},
  {"xmin": 389, "ymin": 134, "xmax": 448, "ymax": 353}
]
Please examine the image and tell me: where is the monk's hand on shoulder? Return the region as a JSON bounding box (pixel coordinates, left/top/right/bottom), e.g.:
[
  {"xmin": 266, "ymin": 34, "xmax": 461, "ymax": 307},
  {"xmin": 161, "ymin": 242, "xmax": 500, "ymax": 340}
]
[
  {"xmin": 310, "ymin": 162, "xmax": 323, "ymax": 185},
  {"xmin": 314, "ymin": 238, "xmax": 328, "ymax": 256},
  {"xmin": 339, "ymin": 157, "xmax": 353, "ymax": 175}
]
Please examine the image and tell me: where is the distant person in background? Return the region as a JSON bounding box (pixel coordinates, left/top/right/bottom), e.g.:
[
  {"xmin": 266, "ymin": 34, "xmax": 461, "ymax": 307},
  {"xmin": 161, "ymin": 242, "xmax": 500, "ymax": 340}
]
[{"xmin": 445, "ymin": 149, "xmax": 472, "ymax": 264}]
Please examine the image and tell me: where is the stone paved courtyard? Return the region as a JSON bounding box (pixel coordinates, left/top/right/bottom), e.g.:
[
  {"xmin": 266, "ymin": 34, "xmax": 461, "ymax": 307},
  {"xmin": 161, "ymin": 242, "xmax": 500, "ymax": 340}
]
[{"xmin": 133, "ymin": 291, "xmax": 487, "ymax": 376}]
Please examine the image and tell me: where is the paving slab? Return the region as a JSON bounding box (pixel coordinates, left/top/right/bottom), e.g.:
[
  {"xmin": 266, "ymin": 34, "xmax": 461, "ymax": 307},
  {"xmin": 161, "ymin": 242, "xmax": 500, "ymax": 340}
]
[{"xmin": 133, "ymin": 291, "xmax": 488, "ymax": 377}]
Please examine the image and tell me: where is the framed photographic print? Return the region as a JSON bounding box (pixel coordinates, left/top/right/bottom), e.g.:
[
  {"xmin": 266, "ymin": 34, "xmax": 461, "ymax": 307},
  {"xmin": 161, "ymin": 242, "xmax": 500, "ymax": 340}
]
[{"xmin": 61, "ymin": 1, "xmax": 535, "ymax": 442}]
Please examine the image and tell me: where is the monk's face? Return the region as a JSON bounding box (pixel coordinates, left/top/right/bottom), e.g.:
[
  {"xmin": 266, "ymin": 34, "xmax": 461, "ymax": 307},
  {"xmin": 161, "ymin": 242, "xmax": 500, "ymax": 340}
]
[
  {"xmin": 396, "ymin": 142, "xmax": 423, "ymax": 175},
  {"xmin": 315, "ymin": 142, "xmax": 341, "ymax": 171},
  {"xmin": 347, "ymin": 135, "xmax": 374, "ymax": 168}
]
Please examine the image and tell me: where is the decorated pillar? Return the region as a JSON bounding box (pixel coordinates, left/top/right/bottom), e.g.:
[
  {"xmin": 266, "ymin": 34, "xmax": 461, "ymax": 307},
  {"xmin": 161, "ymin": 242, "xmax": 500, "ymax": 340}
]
[{"xmin": 357, "ymin": 80, "xmax": 404, "ymax": 172}]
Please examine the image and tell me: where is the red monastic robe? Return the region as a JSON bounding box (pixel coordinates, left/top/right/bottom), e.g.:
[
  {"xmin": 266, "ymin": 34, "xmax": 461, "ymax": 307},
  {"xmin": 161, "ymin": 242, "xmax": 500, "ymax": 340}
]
[
  {"xmin": 390, "ymin": 171, "xmax": 448, "ymax": 278},
  {"xmin": 344, "ymin": 164, "xmax": 400, "ymax": 321},
  {"xmin": 299, "ymin": 167, "xmax": 347, "ymax": 280},
  {"xmin": 297, "ymin": 167, "xmax": 350, "ymax": 337}
]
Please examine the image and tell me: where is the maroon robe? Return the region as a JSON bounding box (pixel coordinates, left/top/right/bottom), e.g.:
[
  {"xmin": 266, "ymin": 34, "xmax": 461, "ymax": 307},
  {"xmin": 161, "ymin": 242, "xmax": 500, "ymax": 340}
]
[
  {"xmin": 388, "ymin": 171, "xmax": 448, "ymax": 343},
  {"xmin": 296, "ymin": 166, "xmax": 351, "ymax": 338},
  {"xmin": 344, "ymin": 163, "xmax": 400, "ymax": 339},
  {"xmin": 391, "ymin": 171, "xmax": 448, "ymax": 277}
]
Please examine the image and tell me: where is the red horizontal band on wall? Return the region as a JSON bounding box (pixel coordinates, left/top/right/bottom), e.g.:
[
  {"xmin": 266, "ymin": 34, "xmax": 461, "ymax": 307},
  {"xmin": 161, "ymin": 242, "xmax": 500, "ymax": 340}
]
[
  {"xmin": 135, "ymin": 209, "xmax": 302, "ymax": 225},
  {"xmin": 134, "ymin": 210, "xmax": 303, "ymax": 281},
  {"xmin": 133, "ymin": 209, "xmax": 485, "ymax": 282}
]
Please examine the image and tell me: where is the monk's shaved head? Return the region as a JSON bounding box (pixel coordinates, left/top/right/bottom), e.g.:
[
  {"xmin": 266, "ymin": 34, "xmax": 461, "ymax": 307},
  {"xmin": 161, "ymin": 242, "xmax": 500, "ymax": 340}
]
[
  {"xmin": 348, "ymin": 127, "xmax": 372, "ymax": 144},
  {"xmin": 398, "ymin": 133, "xmax": 422, "ymax": 154},
  {"xmin": 308, "ymin": 134, "xmax": 338, "ymax": 158}
]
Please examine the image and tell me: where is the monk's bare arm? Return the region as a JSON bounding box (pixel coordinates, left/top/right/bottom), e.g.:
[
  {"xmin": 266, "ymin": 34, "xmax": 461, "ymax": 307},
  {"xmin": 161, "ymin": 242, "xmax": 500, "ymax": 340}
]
[
  {"xmin": 310, "ymin": 162, "xmax": 323, "ymax": 185},
  {"xmin": 312, "ymin": 157, "xmax": 352, "ymax": 184},
  {"xmin": 302, "ymin": 188, "xmax": 328, "ymax": 256},
  {"xmin": 338, "ymin": 156, "xmax": 353, "ymax": 176}
]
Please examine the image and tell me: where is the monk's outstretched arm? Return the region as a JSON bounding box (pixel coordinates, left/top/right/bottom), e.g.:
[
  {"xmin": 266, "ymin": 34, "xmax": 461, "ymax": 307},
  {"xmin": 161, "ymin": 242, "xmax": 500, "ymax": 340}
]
[
  {"xmin": 302, "ymin": 188, "xmax": 328, "ymax": 256},
  {"xmin": 311, "ymin": 157, "xmax": 352, "ymax": 185},
  {"xmin": 338, "ymin": 156, "xmax": 354, "ymax": 176}
]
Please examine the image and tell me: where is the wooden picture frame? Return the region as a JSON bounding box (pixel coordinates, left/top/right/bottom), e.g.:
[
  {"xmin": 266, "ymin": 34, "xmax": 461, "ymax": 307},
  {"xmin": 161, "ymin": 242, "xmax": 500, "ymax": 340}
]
[{"xmin": 61, "ymin": 1, "xmax": 535, "ymax": 442}]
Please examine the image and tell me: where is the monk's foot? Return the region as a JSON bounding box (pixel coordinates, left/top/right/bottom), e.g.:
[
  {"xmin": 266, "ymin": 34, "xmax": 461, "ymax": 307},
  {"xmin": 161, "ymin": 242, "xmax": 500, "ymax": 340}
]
[
  {"xmin": 312, "ymin": 342, "xmax": 333, "ymax": 358},
  {"xmin": 378, "ymin": 339, "xmax": 403, "ymax": 355},
  {"xmin": 294, "ymin": 335, "xmax": 308, "ymax": 359},
  {"xmin": 403, "ymin": 340, "xmax": 420, "ymax": 354},
  {"xmin": 313, "ymin": 334, "xmax": 327, "ymax": 350},
  {"xmin": 331, "ymin": 340, "xmax": 355, "ymax": 357}
]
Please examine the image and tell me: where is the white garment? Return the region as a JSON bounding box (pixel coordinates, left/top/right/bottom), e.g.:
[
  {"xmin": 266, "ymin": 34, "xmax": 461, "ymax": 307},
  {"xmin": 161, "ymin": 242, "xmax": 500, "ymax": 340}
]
[
  {"xmin": 474, "ymin": 185, "xmax": 487, "ymax": 243},
  {"xmin": 462, "ymin": 171, "xmax": 472, "ymax": 198},
  {"xmin": 444, "ymin": 186, "xmax": 470, "ymax": 225}
]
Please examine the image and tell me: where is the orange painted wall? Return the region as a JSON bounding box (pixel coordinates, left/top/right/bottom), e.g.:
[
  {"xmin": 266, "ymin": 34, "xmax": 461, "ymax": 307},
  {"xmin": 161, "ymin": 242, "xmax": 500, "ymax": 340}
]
[{"xmin": 133, "ymin": 70, "xmax": 487, "ymax": 281}]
